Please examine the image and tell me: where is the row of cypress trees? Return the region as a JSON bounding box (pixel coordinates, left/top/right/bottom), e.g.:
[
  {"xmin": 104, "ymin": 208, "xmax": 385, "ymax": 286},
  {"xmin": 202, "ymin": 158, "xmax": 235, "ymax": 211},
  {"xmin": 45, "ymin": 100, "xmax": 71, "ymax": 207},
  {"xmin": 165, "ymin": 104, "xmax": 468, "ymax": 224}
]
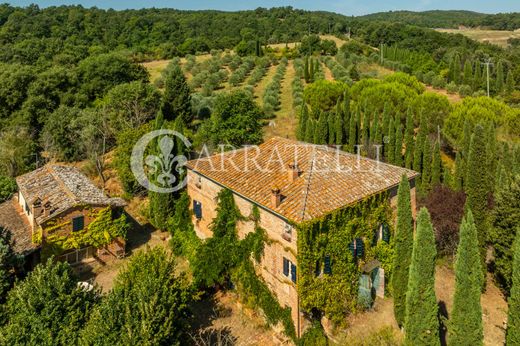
[
  {"xmin": 393, "ymin": 173, "xmax": 520, "ymax": 345},
  {"xmin": 297, "ymin": 100, "xmax": 443, "ymax": 196}
]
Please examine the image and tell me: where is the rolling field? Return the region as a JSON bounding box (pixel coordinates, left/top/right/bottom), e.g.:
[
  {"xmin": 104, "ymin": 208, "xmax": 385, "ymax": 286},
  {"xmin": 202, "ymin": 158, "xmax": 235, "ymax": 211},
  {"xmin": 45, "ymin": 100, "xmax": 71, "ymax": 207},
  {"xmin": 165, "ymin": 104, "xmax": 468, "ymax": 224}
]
[{"xmin": 436, "ymin": 28, "xmax": 520, "ymax": 47}]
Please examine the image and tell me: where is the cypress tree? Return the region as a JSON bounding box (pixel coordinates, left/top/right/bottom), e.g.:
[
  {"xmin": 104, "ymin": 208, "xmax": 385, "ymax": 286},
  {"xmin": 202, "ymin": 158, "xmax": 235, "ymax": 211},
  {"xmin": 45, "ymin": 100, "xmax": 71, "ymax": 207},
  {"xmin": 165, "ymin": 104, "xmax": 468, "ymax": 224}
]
[
  {"xmin": 507, "ymin": 230, "xmax": 520, "ymax": 346},
  {"xmin": 335, "ymin": 111, "xmax": 344, "ymax": 145},
  {"xmin": 374, "ymin": 115, "xmax": 383, "ymax": 160},
  {"xmin": 485, "ymin": 122, "xmax": 497, "ymax": 190},
  {"xmin": 304, "ymin": 118, "xmax": 315, "ymax": 143},
  {"xmin": 404, "ymin": 208, "xmax": 440, "ymax": 346},
  {"xmin": 465, "ymin": 124, "xmax": 489, "ymax": 285},
  {"xmin": 431, "ymin": 142, "xmax": 441, "ymax": 187},
  {"xmin": 387, "ymin": 116, "xmax": 395, "ymax": 164},
  {"xmin": 162, "ymin": 64, "xmax": 192, "ymax": 123},
  {"xmin": 413, "ymin": 115, "xmax": 427, "ymax": 175},
  {"xmin": 342, "ymin": 93, "xmax": 351, "ymax": 143},
  {"xmin": 370, "ymin": 113, "xmax": 380, "ymax": 158},
  {"xmin": 304, "ymin": 56, "xmax": 310, "ymax": 83},
  {"xmin": 361, "ymin": 111, "xmax": 370, "ymax": 150},
  {"xmin": 496, "ymin": 60, "xmax": 505, "ymax": 94},
  {"xmin": 473, "ymin": 61, "xmax": 482, "ymax": 91},
  {"xmin": 392, "ymin": 175, "xmax": 414, "ymax": 327},
  {"xmin": 463, "ymin": 60, "xmax": 473, "ymax": 87},
  {"xmin": 421, "ymin": 139, "xmax": 432, "ymax": 193},
  {"xmin": 506, "ymin": 69, "xmax": 516, "ymax": 94},
  {"xmin": 328, "ymin": 111, "xmax": 335, "ymax": 144},
  {"xmin": 394, "ymin": 122, "xmax": 404, "ymax": 167},
  {"xmin": 449, "ymin": 209, "xmax": 483, "ymax": 346},
  {"xmin": 454, "ymin": 151, "xmax": 464, "ymax": 191},
  {"xmin": 297, "ymin": 105, "xmax": 309, "ymax": 141},
  {"xmin": 315, "ymin": 111, "xmax": 328, "ymax": 145},
  {"xmin": 404, "ymin": 109, "xmax": 415, "ymax": 169},
  {"xmin": 451, "ymin": 54, "xmax": 461, "ymax": 84},
  {"xmin": 348, "ymin": 110, "xmax": 357, "ymax": 153},
  {"xmin": 149, "ymin": 111, "xmax": 178, "ymax": 230},
  {"xmin": 309, "ymin": 57, "xmax": 315, "ymax": 82}
]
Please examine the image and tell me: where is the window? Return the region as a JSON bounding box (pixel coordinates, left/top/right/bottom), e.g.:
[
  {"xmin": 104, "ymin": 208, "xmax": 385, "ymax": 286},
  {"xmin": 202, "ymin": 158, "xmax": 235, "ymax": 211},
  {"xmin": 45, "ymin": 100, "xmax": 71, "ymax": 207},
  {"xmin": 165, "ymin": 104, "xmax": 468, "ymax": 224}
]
[
  {"xmin": 283, "ymin": 257, "xmax": 297, "ymax": 283},
  {"xmin": 72, "ymin": 216, "xmax": 84, "ymax": 232},
  {"xmin": 324, "ymin": 255, "xmax": 332, "ymax": 275},
  {"xmin": 349, "ymin": 238, "xmax": 365, "ymax": 259},
  {"xmin": 282, "ymin": 223, "xmax": 293, "ymax": 242},
  {"xmin": 193, "ymin": 200, "xmax": 202, "ymax": 220},
  {"xmin": 373, "ymin": 224, "xmax": 390, "ymax": 245}
]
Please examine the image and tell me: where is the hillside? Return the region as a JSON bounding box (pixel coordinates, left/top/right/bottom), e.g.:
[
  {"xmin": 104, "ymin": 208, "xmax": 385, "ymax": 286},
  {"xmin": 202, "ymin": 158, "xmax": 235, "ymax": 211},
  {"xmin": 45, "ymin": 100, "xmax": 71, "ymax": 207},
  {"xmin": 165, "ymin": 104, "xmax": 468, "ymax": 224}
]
[{"xmin": 358, "ymin": 10, "xmax": 520, "ymax": 31}]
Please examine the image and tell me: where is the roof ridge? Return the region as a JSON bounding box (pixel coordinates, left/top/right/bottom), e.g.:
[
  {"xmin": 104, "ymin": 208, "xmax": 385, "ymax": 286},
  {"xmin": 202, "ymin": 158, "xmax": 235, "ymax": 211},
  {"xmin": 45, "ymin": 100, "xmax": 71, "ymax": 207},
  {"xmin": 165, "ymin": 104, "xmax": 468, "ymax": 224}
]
[
  {"xmin": 299, "ymin": 148, "xmax": 316, "ymax": 222},
  {"xmin": 48, "ymin": 165, "xmax": 79, "ymax": 203}
]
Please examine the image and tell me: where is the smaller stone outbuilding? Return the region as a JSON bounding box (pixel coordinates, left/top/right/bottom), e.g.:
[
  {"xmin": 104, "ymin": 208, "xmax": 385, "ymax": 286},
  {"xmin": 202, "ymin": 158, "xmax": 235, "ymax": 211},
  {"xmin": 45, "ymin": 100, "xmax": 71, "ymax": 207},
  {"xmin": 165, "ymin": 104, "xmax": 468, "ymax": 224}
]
[{"xmin": 0, "ymin": 165, "xmax": 127, "ymax": 267}]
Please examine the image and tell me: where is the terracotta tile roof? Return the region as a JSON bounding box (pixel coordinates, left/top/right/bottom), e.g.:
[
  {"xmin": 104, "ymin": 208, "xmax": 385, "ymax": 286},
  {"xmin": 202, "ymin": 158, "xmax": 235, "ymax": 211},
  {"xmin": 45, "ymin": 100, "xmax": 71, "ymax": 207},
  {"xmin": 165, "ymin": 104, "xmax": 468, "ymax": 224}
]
[
  {"xmin": 187, "ymin": 137, "xmax": 418, "ymax": 223},
  {"xmin": 0, "ymin": 198, "xmax": 38, "ymax": 255},
  {"xmin": 16, "ymin": 165, "xmax": 126, "ymax": 225}
]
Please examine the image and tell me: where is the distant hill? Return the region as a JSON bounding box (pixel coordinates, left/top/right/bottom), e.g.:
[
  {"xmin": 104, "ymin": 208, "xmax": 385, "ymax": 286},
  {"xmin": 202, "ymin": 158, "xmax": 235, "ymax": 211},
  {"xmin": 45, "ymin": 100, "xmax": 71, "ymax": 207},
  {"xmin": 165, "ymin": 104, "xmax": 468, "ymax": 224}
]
[{"xmin": 357, "ymin": 10, "xmax": 487, "ymax": 29}]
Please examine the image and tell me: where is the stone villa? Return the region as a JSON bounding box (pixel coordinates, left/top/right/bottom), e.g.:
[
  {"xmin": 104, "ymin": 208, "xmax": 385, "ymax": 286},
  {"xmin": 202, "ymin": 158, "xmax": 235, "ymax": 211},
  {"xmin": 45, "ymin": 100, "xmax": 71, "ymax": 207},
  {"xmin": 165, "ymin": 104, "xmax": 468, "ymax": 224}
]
[
  {"xmin": 186, "ymin": 137, "xmax": 418, "ymax": 336},
  {"xmin": 0, "ymin": 165, "xmax": 127, "ymax": 267}
]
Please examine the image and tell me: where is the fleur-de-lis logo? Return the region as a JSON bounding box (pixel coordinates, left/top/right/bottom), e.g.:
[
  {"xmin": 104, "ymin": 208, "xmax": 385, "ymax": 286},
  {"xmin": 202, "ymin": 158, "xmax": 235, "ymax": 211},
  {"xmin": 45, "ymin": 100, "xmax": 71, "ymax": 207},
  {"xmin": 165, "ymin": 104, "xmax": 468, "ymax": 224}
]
[{"xmin": 131, "ymin": 130, "xmax": 191, "ymax": 193}]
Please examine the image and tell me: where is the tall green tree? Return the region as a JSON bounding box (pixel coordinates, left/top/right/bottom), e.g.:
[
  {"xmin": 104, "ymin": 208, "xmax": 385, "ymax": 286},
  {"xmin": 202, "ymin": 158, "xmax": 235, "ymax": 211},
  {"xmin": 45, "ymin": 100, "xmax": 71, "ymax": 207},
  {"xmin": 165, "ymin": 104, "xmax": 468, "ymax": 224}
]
[
  {"xmin": 492, "ymin": 175, "xmax": 520, "ymax": 292},
  {"xmin": 404, "ymin": 109, "xmax": 415, "ymax": 169},
  {"xmin": 348, "ymin": 110, "xmax": 358, "ymax": 153},
  {"xmin": 465, "ymin": 124, "xmax": 489, "ymax": 284},
  {"xmin": 404, "ymin": 207, "xmax": 440, "ymax": 346},
  {"xmin": 507, "ymin": 230, "xmax": 520, "ymax": 346},
  {"xmin": 335, "ymin": 110, "xmax": 344, "ymax": 145},
  {"xmin": 81, "ymin": 248, "xmax": 191, "ymax": 345},
  {"xmin": 162, "ymin": 63, "xmax": 192, "ymax": 123},
  {"xmin": 315, "ymin": 111, "xmax": 328, "ymax": 145},
  {"xmin": 448, "ymin": 210, "xmax": 483, "ymax": 346},
  {"xmin": 431, "ymin": 141, "xmax": 441, "ymax": 187},
  {"xmin": 454, "ymin": 151, "xmax": 464, "ymax": 191},
  {"xmin": 387, "ymin": 116, "xmax": 395, "ymax": 164},
  {"xmin": 328, "ymin": 111, "xmax": 336, "ymax": 144},
  {"xmin": 297, "ymin": 104, "xmax": 309, "ymax": 141},
  {"xmin": 496, "ymin": 60, "xmax": 505, "ymax": 94},
  {"xmin": 421, "ymin": 139, "xmax": 432, "ymax": 193},
  {"xmin": 394, "ymin": 122, "xmax": 404, "ymax": 167},
  {"xmin": 451, "ymin": 54, "xmax": 461, "ymax": 84},
  {"xmin": 506, "ymin": 70, "xmax": 516, "ymax": 94},
  {"xmin": 1, "ymin": 259, "xmax": 99, "ymax": 345},
  {"xmin": 0, "ymin": 227, "xmax": 22, "ymax": 302},
  {"xmin": 305, "ymin": 118, "xmax": 315, "ymax": 143},
  {"xmin": 463, "ymin": 60, "xmax": 473, "ymax": 87},
  {"xmin": 392, "ymin": 175, "xmax": 414, "ymax": 327},
  {"xmin": 473, "ymin": 61, "xmax": 483, "ymax": 91}
]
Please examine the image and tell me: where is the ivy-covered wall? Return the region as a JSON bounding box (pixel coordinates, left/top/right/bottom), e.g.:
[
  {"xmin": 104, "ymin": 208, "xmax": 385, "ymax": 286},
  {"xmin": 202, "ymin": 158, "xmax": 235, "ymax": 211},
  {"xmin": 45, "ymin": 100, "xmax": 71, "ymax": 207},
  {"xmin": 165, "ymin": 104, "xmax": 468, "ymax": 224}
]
[
  {"xmin": 36, "ymin": 206, "xmax": 128, "ymax": 259},
  {"xmin": 297, "ymin": 192, "xmax": 394, "ymax": 325}
]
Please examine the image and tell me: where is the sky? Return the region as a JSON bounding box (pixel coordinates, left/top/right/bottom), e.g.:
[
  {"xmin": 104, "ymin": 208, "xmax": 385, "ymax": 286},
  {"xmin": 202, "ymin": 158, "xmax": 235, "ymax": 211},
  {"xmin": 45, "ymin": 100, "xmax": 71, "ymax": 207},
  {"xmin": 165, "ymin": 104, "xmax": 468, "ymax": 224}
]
[{"xmin": 6, "ymin": 0, "xmax": 520, "ymax": 16}]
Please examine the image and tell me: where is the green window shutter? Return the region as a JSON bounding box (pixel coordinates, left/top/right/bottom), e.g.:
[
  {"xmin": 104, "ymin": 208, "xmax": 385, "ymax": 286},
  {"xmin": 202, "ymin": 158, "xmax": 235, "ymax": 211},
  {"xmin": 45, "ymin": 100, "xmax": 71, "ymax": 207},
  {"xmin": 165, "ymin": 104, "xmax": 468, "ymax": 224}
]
[
  {"xmin": 382, "ymin": 224, "xmax": 390, "ymax": 243},
  {"xmin": 290, "ymin": 263, "xmax": 297, "ymax": 283},
  {"xmin": 283, "ymin": 257, "xmax": 289, "ymax": 277},
  {"xmin": 72, "ymin": 216, "xmax": 84, "ymax": 232},
  {"xmin": 356, "ymin": 238, "xmax": 364, "ymax": 257},
  {"xmin": 324, "ymin": 255, "xmax": 332, "ymax": 275},
  {"xmin": 349, "ymin": 241, "xmax": 356, "ymax": 258}
]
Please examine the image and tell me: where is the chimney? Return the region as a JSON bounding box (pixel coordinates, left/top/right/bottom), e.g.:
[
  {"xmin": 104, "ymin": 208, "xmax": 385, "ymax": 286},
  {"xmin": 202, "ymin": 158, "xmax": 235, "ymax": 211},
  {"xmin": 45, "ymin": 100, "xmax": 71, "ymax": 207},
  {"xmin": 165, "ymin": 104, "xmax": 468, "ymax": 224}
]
[
  {"xmin": 32, "ymin": 198, "xmax": 42, "ymax": 218},
  {"xmin": 43, "ymin": 200, "xmax": 51, "ymax": 218},
  {"xmin": 288, "ymin": 162, "xmax": 300, "ymax": 182},
  {"xmin": 271, "ymin": 186, "xmax": 281, "ymax": 208}
]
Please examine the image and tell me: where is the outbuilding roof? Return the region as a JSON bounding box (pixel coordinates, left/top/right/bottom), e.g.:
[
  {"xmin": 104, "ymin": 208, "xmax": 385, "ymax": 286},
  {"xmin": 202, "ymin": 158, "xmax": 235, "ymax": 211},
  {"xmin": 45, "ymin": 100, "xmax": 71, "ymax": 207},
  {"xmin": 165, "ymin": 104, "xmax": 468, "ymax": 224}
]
[{"xmin": 16, "ymin": 165, "xmax": 126, "ymax": 224}]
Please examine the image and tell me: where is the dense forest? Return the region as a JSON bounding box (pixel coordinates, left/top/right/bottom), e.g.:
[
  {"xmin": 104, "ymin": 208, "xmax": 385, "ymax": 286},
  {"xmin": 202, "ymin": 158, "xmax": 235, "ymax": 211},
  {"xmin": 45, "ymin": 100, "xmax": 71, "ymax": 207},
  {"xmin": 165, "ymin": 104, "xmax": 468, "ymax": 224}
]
[{"xmin": 358, "ymin": 10, "xmax": 520, "ymax": 30}]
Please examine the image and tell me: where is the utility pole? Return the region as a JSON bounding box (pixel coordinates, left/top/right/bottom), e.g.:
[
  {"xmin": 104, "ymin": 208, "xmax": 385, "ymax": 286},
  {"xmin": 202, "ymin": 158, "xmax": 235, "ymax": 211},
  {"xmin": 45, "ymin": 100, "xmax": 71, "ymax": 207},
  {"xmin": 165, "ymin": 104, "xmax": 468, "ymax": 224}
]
[
  {"xmin": 380, "ymin": 43, "xmax": 385, "ymax": 64},
  {"xmin": 482, "ymin": 59, "xmax": 493, "ymax": 97},
  {"xmin": 347, "ymin": 27, "xmax": 351, "ymax": 39}
]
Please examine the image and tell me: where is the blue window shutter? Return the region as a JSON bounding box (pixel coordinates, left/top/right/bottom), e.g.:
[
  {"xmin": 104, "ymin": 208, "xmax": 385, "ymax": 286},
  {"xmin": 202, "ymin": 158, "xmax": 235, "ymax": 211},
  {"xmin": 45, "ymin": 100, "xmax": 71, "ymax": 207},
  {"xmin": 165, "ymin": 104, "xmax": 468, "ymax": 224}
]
[
  {"xmin": 324, "ymin": 255, "xmax": 332, "ymax": 275},
  {"xmin": 382, "ymin": 224, "xmax": 390, "ymax": 243},
  {"xmin": 291, "ymin": 263, "xmax": 297, "ymax": 283},
  {"xmin": 72, "ymin": 216, "xmax": 84, "ymax": 232},
  {"xmin": 283, "ymin": 257, "xmax": 289, "ymax": 276},
  {"xmin": 356, "ymin": 238, "xmax": 364, "ymax": 257},
  {"xmin": 193, "ymin": 201, "xmax": 202, "ymax": 219},
  {"xmin": 349, "ymin": 241, "xmax": 356, "ymax": 258}
]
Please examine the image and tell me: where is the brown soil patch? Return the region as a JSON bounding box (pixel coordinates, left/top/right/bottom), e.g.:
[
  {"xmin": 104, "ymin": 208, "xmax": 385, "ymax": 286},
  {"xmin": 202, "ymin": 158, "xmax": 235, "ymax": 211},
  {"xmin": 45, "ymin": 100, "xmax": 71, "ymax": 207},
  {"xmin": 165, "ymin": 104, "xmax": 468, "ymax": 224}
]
[{"xmin": 425, "ymin": 86, "xmax": 462, "ymax": 104}]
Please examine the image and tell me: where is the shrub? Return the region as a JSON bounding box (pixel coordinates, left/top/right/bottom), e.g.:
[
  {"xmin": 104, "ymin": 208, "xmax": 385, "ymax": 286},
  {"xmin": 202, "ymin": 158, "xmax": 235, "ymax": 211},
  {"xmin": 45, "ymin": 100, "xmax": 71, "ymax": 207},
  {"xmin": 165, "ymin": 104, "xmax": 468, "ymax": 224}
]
[{"xmin": 0, "ymin": 175, "xmax": 17, "ymax": 202}]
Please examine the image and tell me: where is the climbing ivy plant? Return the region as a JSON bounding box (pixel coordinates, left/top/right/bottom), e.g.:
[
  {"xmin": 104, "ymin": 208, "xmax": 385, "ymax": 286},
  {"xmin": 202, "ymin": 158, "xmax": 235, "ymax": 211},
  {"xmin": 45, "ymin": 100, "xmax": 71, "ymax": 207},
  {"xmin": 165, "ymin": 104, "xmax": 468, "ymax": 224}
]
[
  {"xmin": 177, "ymin": 189, "xmax": 297, "ymax": 340},
  {"xmin": 40, "ymin": 206, "xmax": 129, "ymax": 258},
  {"xmin": 297, "ymin": 192, "xmax": 394, "ymax": 325}
]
